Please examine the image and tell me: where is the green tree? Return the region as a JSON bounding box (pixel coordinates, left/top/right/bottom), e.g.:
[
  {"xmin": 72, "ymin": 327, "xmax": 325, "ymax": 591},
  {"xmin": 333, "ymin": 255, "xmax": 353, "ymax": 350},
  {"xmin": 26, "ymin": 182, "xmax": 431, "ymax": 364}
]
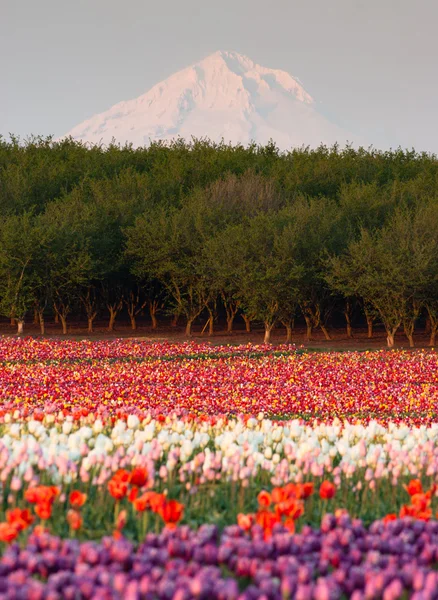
[
  {"xmin": 327, "ymin": 205, "xmax": 438, "ymax": 347},
  {"xmin": 0, "ymin": 212, "xmax": 47, "ymax": 334}
]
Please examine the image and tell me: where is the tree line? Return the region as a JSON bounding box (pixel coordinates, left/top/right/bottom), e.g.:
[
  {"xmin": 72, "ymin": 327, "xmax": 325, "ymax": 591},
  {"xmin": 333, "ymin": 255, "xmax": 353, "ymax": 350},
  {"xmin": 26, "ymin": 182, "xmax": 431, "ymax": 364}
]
[{"xmin": 1, "ymin": 135, "xmax": 438, "ymax": 346}]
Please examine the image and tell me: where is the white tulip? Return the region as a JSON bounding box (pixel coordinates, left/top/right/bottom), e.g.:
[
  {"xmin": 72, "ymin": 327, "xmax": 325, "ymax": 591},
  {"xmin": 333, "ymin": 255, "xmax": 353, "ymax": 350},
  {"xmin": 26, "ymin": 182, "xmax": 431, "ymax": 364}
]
[
  {"xmin": 127, "ymin": 415, "xmax": 140, "ymax": 429},
  {"xmin": 93, "ymin": 420, "xmax": 103, "ymax": 434}
]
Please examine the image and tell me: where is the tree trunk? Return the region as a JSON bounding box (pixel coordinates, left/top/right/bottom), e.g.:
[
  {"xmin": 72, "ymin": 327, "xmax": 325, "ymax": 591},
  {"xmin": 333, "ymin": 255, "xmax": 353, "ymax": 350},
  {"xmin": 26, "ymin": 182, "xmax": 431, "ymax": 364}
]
[
  {"xmin": 10, "ymin": 317, "xmax": 15, "ymax": 326},
  {"xmin": 205, "ymin": 307, "xmax": 214, "ymax": 336},
  {"xmin": 430, "ymin": 328, "xmax": 437, "ymax": 346},
  {"xmin": 60, "ymin": 314, "xmax": 68, "ymax": 335},
  {"xmin": 17, "ymin": 320, "xmax": 24, "ymax": 335},
  {"xmin": 344, "ymin": 311, "xmax": 353, "ymax": 338},
  {"xmin": 242, "ymin": 314, "xmax": 251, "ymax": 333},
  {"xmin": 304, "ymin": 316, "xmax": 312, "ymax": 341},
  {"xmin": 39, "ymin": 313, "xmax": 45, "ymax": 336},
  {"xmin": 185, "ymin": 319, "xmax": 193, "ymax": 336},
  {"xmin": 171, "ymin": 313, "xmax": 179, "ymax": 327},
  {"xmin": 403, "ymin": 315, "xmax": 417, "ymax": 348},
  {"xmin": 223, "ymin": 298, "xmax": 239, "ymax": 333},
  {"xmin": 108, "ymin": 309, "xmax": 117, "ymax": 332},
  {"xmin": 87, "ymin": 316, "xmax": 95, "ymax": 333},
  {"xmin": 281, "ymin": 318, "xmax": 295, "ymax": 344},
  {"xmin": 387, "ymin": 332, "xmax": 395, "ymax": 347},
  {"xmin": 386, "ymin": 324, "xmax": 400, "ymax": 348},
  {"xmin": 124, "ymin": 291, "xmax": 146, "ymax": 332},
  {"xmin": 264, "ymin": 323, "xmax": 274, "ymax": 344},
  {"xmin": 344, "ymin": 300, "xmax": 353, "ymax": 338},
  {"xmin": 54, "ymin": 312, "xmax": 59, "ymax": 324},
  {"xmin": 149, "ymin": 300, "xmax": 160, "ymax": 330},
  {"xmin": 33, "ymin": 308, "xmax": 39, "ymax": 325},
  {"xmin": 320, "ymin": 325, "xmax": 332, "ymax": 341},
  {"xmin": 367, "ymin": 316, "xmax": 373, "ymax": 339}
]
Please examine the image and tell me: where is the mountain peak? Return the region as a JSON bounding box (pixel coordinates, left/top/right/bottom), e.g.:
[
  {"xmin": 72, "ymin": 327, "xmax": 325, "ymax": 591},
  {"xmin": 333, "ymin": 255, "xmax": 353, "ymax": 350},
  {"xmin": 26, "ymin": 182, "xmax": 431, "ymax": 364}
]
[
  {"xmin": 63, "ymin": 52, "xmax": 357, "ymax": 149},
  {"xmin": 201, "ymin": 50, "xmax": 255, "ymax": 70}
]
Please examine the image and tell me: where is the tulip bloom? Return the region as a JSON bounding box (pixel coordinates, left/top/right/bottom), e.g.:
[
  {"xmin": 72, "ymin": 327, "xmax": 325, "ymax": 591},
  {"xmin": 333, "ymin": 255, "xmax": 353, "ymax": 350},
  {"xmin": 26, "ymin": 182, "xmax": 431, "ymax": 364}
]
[
  {"xmin": 406, "ymin": 479, "xmax": 423, "ymax": 496},
  {"xmin": 130, "ymin": 467, "xmax": 148, "ymax": 488},
  {"xmin": 257, "ymin": 490, "xmax": 272, "ymax": 508},
  {"xmin": 108, "ymin": 479, "xmax": 128, "ymax": 500},
  {"xmin": 25, "ymin": 485, "xmax": 59, "ymax": 505},
  {"xmin": 0, "ymin": 522, "xmax": 19, "ymax": 543},
  {"xmin": 319, "ymin": 481, "xmax": 336, "ymax": 500},
  {"xmin": 383, "ymin": 513, "xmax": 397, "ymax": 523},
  {"xmin": 67, "ymin": 509, "xmax": 83, "ymax": 531},
  {"xmin": 6, "ymin": 508, "xmax": 33, "ymax": 532},
  {"xmin": 69, "ymin": 490, "xmax": 87, "ymax": 508},
  {"xmin": 158, "ymin": 499, "xmax": 184, "ymax": 529},
  {"xmin": 35, "ymin": 502, "xmax": 52, "ymax": 520},
  {"xmin": 237, "ymin": 513, "xmax": 255, "ymax": 531}
]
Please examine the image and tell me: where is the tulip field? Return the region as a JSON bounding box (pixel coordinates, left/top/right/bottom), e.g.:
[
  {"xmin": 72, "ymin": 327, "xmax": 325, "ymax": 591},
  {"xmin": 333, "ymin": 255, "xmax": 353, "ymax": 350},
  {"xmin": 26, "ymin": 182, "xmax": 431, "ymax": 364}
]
[{"xmin": 1, "ymin": 338, "xmax": 438, "ymax": 598}]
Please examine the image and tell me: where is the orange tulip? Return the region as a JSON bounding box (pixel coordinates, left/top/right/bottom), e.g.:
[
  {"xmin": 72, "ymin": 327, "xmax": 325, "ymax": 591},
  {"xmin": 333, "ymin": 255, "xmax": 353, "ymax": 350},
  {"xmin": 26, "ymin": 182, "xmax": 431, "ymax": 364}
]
[
  {"xmin": 255, "ymin": 509, "xmax": 280, "ymax": 531},
  {"xmin": 319, "ymin": 481, "xmax": 336, "ymax": 500},
  {"xmin": 69, "ymin": 490, "xmax": 87, "ymax": 508},
  {"xmin": 0, "ymin": 522, "xmax": 19, "ymax": 543},
  {"xmin": 6, "ymin": 508, "xmax": 33, "ymax": 532},
  {"xmin": 35, "ymin": 502, "xmax": 52, "ymax": 520},
  {"xmin": 133, "ymin": 494, "xmax": 149, "ymax": 512},
  {"xmin": 158, "ymin": 499, "xmax": 184, "ymax": 527},
  {"xmin": 67, "ymin": 510, "xmax": 82, "ymax": 531},
  {"xmin": 276, "ymin": 498, "xmax": 304, "ymax": 520},
  {"xmin": 237, "ymin": 513, "xmax": 255, "ymax": 531},
  {"xmin": 108, "ymin": 478, "xmax": 128, "ymax": 500},
  {"xmin": 400, "ymin": 504, "xmax": 432, "ymax": 521},
  {"xmin": 383, "ymin": 513, "xmax": 397, "ymax": 524},
  {"xmin": 284, "ymin": 483, "xmax": 298, "ymax": 498},
  {"xmin": 284, "ymin": 518, "xmax": 295, "ymax": 534},
  {"xmin": 271, "ymin": 487, "xmax": 287, "ymax": 504},
  {"xmin": 113, "ymin": 469, "xmax": 131, "ymax": 483},
  {"xmin": 410, "ymin": 493, "xmax": 430, "ymax": 512},
  {"xmin": 302, "ymin": 482, "xmax": 314, "ymax": 498},
  {"xmin": 148, "ymin": 492, "xmax": 166, "ymax": 513},
  {"xmin": 129, "ymin": 487, "xmax": 139, "ymax": 503},
  {"xmin": 406, "ymin": 479, "xmax": 423, "ymax": 496},
  {"xmin": 25, "ymin": 485, "xmax": 59, "ymax": 505},
  {"xmin": 130, "ymin": 466, "xmax": 148, "ymax": 487},
  {"xmin": 257, "ymin": 490, "xmax": 272, "ymax": 508}
]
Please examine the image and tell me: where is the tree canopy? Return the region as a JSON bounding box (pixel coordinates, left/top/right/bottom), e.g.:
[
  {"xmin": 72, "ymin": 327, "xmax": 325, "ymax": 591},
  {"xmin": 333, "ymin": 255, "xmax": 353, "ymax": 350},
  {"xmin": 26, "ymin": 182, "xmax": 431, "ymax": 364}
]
[{"xmin": 1, "ymin": 135, "xmax": 438, "ymax": 346}]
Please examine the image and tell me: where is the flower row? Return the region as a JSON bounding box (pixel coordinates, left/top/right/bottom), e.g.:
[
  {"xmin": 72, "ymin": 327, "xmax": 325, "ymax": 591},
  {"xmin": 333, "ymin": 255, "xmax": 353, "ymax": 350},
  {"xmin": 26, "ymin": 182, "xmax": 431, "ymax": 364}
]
[
  {"xmin": 0, "ymin": 340, "xmax": 437, "ymax": 424},
  {"xmin": 0, "ymin": 415, "xmax": 437, "ymax": 535},
  {"xmin": 1, "ymin": 515, "xmax": 438, "ymax": 599}
]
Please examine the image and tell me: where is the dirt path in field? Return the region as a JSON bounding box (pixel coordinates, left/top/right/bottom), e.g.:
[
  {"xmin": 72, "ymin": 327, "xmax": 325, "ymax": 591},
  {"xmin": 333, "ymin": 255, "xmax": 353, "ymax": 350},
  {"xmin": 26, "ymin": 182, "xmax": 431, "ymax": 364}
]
[{"xmin": 0, "ymin": 320, "xmax": 434, "ymax": 351}]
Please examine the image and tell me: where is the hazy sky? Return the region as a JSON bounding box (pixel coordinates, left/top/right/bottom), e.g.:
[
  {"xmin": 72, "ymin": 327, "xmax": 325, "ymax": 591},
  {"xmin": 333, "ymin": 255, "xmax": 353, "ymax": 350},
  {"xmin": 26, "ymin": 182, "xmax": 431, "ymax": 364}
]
[{"xmin": 2, "ymin": 0, "xmax": 438, "ymax": 152}]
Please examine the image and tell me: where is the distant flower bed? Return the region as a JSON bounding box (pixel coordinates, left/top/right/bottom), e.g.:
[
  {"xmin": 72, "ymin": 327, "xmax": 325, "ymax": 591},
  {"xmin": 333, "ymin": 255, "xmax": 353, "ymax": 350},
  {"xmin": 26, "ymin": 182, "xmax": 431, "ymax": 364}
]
[{"xmin": 0, "ymin": 338, "xmax": 438, "ymax": 424}]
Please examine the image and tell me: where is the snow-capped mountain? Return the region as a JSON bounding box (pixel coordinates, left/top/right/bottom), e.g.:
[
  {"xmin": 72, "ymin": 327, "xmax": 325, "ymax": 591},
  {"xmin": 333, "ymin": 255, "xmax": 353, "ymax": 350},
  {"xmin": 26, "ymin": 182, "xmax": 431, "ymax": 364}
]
[{"xmin": 63, "ymin": 51, "xmax": 358, "ymax": 149}]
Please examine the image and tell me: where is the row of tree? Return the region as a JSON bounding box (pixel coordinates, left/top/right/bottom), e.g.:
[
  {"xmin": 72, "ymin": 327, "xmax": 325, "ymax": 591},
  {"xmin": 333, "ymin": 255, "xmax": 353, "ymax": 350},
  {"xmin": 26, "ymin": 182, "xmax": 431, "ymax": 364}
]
[{"xmin": 1, "ymin": 137, "xmax": 438, "ymax": 346}]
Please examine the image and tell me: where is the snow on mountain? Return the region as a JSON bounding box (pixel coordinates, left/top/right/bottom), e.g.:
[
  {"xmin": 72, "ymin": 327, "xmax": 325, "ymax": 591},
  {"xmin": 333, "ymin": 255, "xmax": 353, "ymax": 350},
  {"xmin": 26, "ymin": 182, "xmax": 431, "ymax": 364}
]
[{"xmin": 63, "ymin": 51, "xmax": 358, "ymax": 149}]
